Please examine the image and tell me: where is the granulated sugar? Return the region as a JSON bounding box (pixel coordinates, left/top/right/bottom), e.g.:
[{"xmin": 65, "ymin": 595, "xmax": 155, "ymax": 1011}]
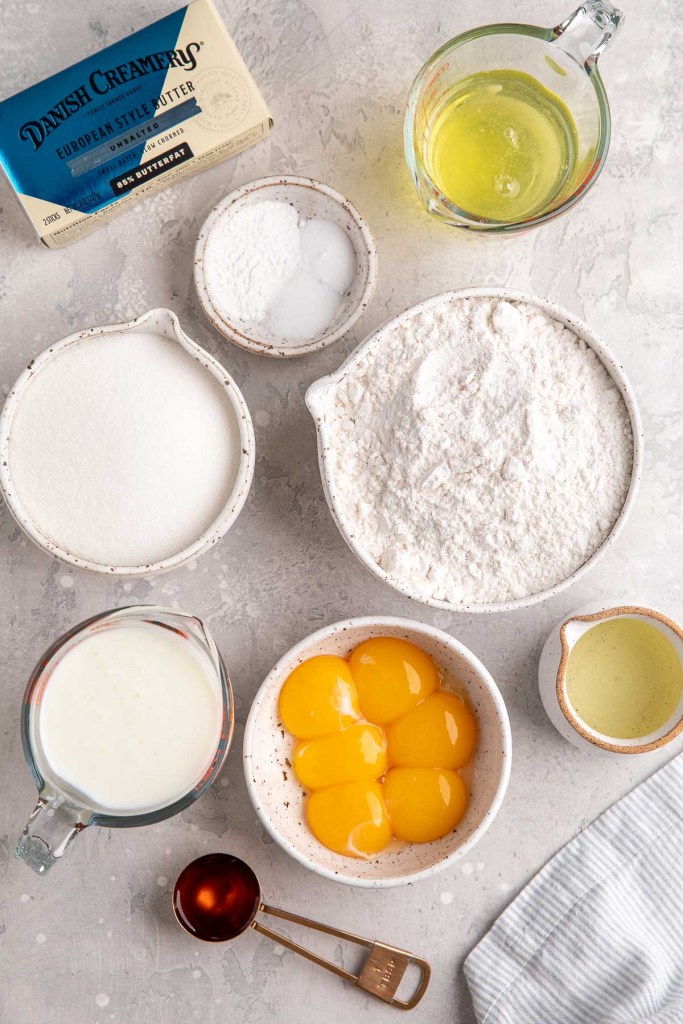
[
  {"xmin": 8, "ymin": 331, "xmax": 241, "ymax": 567},
  {"xmin": 321, "ymin": 296, "xmax": 634, "ymax": 605}
]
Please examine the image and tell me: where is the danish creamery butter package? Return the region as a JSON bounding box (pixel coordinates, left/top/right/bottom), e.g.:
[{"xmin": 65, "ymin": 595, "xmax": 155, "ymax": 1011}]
[{"xmin": 0, "ymin": 0, "xmax": 272, "ymax": 247}]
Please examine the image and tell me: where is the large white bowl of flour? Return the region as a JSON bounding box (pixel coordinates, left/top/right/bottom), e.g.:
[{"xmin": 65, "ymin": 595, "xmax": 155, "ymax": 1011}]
[
  {"xmin": 0, "ymin": 308, "xmax": 255, "ymax": 575},
  {"xmin": 307, "ymin": 289, "xmax": 643, "ymax": 613}
]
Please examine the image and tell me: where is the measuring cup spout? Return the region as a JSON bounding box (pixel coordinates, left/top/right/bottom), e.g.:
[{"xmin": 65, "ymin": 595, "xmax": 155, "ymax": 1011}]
[
  {"xmin": 15, "ymin": 795, "xmax": 87, "ymax": 874},
  {"xmin": 553, "ymin": 1, "xmax": 624, "ymax": 65}
]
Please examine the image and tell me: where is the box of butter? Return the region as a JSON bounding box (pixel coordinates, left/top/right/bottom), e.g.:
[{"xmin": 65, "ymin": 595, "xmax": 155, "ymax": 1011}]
[{"xmin": 0, "ymin": 0, "xmax": 272, "ymax": 247}]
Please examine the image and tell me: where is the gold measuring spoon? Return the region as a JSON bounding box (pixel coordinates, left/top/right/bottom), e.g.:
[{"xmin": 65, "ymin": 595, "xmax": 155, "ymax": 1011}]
[{"xmin": 173, "ymin": 853, "xmax": 431, "ymax": 1010}]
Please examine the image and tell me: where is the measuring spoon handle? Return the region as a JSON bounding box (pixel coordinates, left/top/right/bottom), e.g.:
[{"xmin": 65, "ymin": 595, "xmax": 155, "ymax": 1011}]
[{"xmin": 252, "ymin": 903, "xmax": 431, "ymax": 1010}]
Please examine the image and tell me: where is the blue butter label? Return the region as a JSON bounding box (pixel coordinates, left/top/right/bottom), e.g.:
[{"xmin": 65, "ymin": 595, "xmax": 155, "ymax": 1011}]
[{"xmin": 0, "ymin": 5, "xmax": 202, "ymax": 213}]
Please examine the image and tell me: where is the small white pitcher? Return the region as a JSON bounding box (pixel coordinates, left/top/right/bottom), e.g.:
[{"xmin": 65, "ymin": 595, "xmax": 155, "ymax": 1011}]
[{"xmin": 539, "ymin": 602, "xmax": 683, "ymax": 755}]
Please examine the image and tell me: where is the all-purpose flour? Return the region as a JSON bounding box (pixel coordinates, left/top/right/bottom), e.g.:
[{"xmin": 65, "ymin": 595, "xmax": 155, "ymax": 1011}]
[
  {"xmin": 9, "ymin": 331, "xmax": 241, "ymax": 567},
  {"xmin": 321, "ymin": 297, "xmax": 634, "ymax": 605}
]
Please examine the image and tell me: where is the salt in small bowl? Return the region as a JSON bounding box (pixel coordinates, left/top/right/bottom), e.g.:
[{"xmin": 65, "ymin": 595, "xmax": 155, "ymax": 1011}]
[{"xmin": 194, "ymin": 175, "xmax": 378, "ymax": 358}]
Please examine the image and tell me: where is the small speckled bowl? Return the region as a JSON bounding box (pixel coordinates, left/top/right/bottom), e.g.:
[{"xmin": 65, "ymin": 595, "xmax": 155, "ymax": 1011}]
[
  {"xmin": 0, "ymin": 308, "xmax": 255, "ymax": 577},
  {"xmin": 539, "ymin": 600, "xmax": 683, "ymax": 755},
  {"xmin": 194, "ymin": 175, "xmax": 378, "ymax": 358},
  {"xmin": 307, "ymin": 288, "xmax": 644, "ymax": 613},
  {"xmin": 243, "ymin": 616, "xmax": 511, "ymax": 887}
]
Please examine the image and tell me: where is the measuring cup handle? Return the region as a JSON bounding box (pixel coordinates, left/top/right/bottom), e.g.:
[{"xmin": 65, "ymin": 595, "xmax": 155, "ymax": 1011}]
[
  {"xmin": 15, "ymin": 796, "xmax": 86, "ymax": 874},
  {"xmin": 553, "ymin": 1, "xmax": 624, "ymax": 65},
  {"xmin": 253, "ymin": 904, "xmax": 431, "ymax": 1010}
]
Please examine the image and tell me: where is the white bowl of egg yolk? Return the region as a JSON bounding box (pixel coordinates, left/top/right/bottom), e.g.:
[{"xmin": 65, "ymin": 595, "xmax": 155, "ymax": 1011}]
[{"xmin": 243, "ymin": 617, "xmax": 511, "ymax": 887}]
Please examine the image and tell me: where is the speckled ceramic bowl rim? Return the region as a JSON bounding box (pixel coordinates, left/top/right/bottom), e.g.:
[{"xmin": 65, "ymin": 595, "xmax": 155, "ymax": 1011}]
[
  {"xmin": 0, "ymin": 307, "xmax": 255, "ymax": 577},
  {"xmin": 243, "ymin": 615, "xmax": 512, "ymax": 888},
  {"xmin": 193, "ymin": 175, "xmax": 378, "ymax": 358},
  {"xmin": 557, "ymin": 605, "xmax": 683, "ymax": 754},
  {"xmin": 306, "ymin": 287, "xmax": 644, "ymax": 614}
]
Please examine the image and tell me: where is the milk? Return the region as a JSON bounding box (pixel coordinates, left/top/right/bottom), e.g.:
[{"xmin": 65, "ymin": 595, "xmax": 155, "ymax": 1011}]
[{"xmin": 38, "ymin": 622, "xmax": 223, "ymax": 813}]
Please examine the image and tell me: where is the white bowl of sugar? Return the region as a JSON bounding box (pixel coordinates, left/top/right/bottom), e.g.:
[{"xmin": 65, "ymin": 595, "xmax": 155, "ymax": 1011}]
[
  {"xmin": 194, "ymin": 176, "xmax": 378, "ymax": 358},
  {"xmin": 0, "ymin": 308, "xmax": 255, "ymax": 576}
]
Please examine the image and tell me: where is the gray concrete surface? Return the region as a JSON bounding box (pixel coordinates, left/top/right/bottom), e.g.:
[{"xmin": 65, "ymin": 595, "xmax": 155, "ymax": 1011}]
[{"xmin": 1, "ymin": 2, "xmax": 681, "ymax": 1022}]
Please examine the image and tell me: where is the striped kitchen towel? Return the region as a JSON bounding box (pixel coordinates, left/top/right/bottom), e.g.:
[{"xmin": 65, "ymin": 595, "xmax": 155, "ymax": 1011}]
[{"xmin": 464, "ymin": 752, "xmax": 683, "ymax": 1024}]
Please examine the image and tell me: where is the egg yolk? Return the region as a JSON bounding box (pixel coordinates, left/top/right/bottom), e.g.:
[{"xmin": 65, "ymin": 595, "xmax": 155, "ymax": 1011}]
[
  {"xmin": 279, "ymin": 655, "xmax": 360, "ymax": 739},
  {"xmin": 384, "ymin": 768, "xmax": 468, "ymax": 843},
  {"xmin": 280, "ymin": 640, "xmax": 478, "ymax": 857},
  {"xmin": 348, "ymin": 637, "xmax": 439, "ymax": 724},
  {"xmin": 294, "ymin": 723, "xmax": 388, "ymax": 790},
  {"xmin": 307, "ymin": 781, "xmax": 392, "ymax": 858},
  {"xmin": 387, "ymin": 691, "xmax": 477, "ymax": 770}
]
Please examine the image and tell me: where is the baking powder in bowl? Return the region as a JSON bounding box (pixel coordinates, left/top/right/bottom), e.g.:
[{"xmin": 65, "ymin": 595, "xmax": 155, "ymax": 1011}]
[
  {"xmin": 321, "ymin": 297, "xmax": 634, "ymax": 605},
  {"xmin": 203, "ymin": 200, "xmax": 357, "ymax": 343},
  {"xmin": 8, "ymin": 331, "xmax": 242, "ymax": 567}
]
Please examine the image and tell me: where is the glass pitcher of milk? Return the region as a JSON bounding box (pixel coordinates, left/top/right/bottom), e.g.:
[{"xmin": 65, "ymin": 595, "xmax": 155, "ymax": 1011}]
[{"xmin": 16, "ymin": 605, "xmax": 233, "ymax": 874}]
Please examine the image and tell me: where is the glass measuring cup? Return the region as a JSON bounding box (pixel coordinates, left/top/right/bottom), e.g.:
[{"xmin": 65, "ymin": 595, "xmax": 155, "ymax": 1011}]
[
  {"xmin": 174, "ymin": 853, "xmax": 431, "ymax": 1010},
  {"xmin": 404, "ymin": 1, "xmax": 623, "ymax": 232},
  {"xmin": 15, "ymin": 606, "xmax": 233, "ymax": 874}
]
